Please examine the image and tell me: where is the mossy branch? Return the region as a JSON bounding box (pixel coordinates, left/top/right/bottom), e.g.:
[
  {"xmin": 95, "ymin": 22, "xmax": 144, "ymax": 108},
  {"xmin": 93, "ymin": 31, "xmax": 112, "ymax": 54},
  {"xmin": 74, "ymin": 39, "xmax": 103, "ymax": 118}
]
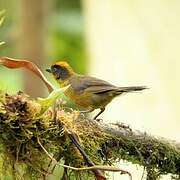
[
  {"xmin": 99, "ymin": 123, "xmax": 180, "ymax": 179},
  {"xmin": 0, "ymin": 92, "xmax": 179, "ymax": 179}
]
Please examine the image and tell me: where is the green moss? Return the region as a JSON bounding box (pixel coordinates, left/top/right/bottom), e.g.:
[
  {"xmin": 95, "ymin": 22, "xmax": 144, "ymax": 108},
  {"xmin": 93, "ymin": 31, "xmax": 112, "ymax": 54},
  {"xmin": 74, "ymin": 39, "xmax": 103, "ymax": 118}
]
[{"xmin": 0, "ymin": 92, "xmax": 179, "ymax": 179}]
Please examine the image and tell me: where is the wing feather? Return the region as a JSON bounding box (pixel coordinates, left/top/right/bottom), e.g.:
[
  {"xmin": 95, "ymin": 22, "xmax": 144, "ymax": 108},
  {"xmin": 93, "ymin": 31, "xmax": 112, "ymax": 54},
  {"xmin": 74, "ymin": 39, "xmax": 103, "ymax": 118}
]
[
  {"xmin": 70, "ymin": 75, "xmax": 118, "ymax": 94},
  {"xmin": 69, "ymin": 75, "xmax": 147, "ymax": 95}
]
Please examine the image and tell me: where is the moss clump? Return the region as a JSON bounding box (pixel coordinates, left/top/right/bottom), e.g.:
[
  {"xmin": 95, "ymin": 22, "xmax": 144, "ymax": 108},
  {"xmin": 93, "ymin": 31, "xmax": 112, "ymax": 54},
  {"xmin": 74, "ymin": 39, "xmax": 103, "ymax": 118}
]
[
  {"xmin": 0, "ymin": 92, "xmax": 180, "ymax": 179},
  {"xmin": 0, "ymin": 92, "xmax": 104, "ymax": 179},
  {"xmin": 0, "ymin": 92, "xmax": 80, "ymax": 178}
]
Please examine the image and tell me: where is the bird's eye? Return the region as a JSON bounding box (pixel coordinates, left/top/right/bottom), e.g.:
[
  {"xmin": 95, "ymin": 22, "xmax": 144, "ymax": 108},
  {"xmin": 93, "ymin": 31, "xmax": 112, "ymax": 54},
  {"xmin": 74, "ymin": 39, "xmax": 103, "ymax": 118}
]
[{"xmin": 52, "ymin": 66, "xmax": 58, "ymax": 73}]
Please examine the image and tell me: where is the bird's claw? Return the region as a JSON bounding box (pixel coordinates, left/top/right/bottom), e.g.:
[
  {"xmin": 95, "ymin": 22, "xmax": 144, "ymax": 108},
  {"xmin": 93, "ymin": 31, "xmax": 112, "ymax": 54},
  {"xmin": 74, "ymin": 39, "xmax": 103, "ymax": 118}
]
[{"xmin": 94, "ymin": 118, "xmax": 103, "ymax": 122}]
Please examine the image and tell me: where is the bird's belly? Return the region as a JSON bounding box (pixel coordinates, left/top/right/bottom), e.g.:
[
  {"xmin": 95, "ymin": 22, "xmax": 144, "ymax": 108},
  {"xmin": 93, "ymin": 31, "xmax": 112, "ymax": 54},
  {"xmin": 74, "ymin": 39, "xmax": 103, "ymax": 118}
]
[
  {"xmin": 64, "ymin": 89, "xmax": 113, "ymax": 110},
  {"xmin": 91, "ymin": 93, "xmax": 114, "ymax": 108}
]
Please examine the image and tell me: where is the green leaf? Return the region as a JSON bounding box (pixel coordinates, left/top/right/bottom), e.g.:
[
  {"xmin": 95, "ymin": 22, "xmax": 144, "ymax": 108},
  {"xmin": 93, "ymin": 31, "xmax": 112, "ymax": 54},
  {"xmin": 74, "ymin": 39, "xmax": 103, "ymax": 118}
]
[
  {"xmin": 0, "ymin": 41, "xmax": 5, "ymax": 46},
  {"xmin": 37, "ymin": 85, "xmax": 70, "ymax": 114},
  {"xmin": 0, "ymin": 16, "xmax": 5, "ymax": 27},
  {"xmin": 0, "ymin": 10, "xmax": 5, "ymax": 46},
  {"xmin": 0, "ymin": 10, "xmax": 5, "ymax": 17}
]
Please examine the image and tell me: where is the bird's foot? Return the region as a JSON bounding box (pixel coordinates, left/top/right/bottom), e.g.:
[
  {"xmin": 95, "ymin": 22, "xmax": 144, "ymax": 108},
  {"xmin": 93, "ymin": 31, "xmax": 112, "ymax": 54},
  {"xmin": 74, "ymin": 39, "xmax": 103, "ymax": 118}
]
[{"xmin": 94, "ymin": 118, "xmax": 103, "ymax": 122}]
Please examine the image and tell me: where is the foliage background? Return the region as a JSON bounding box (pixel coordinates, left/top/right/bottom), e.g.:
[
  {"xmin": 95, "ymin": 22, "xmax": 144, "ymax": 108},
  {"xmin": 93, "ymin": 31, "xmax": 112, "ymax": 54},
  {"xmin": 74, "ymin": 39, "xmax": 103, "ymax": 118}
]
[
  {"xmin": 0, "ymin": 0, "xmax": 86, "ymax": 94},
  {"xmin": 0, "ymin": 0, "xmax": 180, "ymax": 179}
]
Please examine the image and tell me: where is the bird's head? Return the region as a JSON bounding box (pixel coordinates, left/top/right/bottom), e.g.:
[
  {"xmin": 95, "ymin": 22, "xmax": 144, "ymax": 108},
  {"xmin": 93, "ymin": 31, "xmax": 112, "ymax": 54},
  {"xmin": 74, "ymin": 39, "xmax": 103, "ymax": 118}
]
[{"xmin": 46, "ymin": 61, "xmax": 75, "ymax": 81}]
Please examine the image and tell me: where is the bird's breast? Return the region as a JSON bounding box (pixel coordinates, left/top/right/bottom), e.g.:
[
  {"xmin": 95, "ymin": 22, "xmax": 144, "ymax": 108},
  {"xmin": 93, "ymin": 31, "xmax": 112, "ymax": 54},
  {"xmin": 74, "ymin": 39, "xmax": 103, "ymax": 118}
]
[
  {"xmin": 64, "ymin": 87, "xmax": 92, "ymax": 109},
  {"xmin": 64, "ymin": 86, "xmax": 114, "ymax": 110}
]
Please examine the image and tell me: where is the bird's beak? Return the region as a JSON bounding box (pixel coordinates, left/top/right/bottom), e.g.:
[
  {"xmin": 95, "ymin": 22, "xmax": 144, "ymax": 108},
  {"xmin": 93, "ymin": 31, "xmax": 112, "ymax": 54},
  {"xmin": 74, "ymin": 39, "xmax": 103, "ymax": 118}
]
[{"xmin": 46, "ymin": 68, "xmax": 52, "ymax": 73}]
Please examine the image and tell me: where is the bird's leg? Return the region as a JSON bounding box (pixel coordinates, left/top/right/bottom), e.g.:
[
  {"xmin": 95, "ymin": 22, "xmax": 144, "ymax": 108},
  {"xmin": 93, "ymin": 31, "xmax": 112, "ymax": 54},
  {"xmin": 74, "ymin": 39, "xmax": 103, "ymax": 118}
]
[{"xmin": 94, "ymin": 107, "xmax": 105, "ymax": 120}]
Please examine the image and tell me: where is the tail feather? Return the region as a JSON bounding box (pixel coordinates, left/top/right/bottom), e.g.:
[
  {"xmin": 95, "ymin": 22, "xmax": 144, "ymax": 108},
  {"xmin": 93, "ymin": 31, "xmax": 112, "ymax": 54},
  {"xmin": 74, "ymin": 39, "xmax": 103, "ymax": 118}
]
[{"xmin": 116, "ymin": 86, "xmax": 148, "ymax": 93}]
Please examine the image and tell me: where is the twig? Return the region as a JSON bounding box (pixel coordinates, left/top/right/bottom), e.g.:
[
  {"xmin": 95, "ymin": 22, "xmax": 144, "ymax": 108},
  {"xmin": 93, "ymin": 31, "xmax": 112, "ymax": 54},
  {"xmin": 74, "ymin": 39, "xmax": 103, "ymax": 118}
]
[
  {"xmin": 37, "ymin": 137, "xmax": 132, "ymax": 180},
  {"xmin": 68, "ymin": 131, "xmax": 106, "ymax": 180},
  {"xmin": 141, "ymin": 166, "xmax": 146, "ymax": 180},
  {"xmin": 61, "ymin": 159, "xmax": 68, "ymax": 180}
]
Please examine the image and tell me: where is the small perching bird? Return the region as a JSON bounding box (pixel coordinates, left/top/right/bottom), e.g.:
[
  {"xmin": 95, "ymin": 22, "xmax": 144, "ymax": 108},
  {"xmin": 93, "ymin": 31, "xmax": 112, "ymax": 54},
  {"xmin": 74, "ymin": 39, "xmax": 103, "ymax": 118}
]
[{"xmin": 46, "ymin": 61, "xmax": 147, "ymax": 119}]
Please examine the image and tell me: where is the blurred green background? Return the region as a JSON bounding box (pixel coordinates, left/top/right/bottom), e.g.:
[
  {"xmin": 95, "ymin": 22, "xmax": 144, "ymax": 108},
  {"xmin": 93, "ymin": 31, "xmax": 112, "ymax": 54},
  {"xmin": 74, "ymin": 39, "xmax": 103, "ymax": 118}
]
[
  {"xmin": 1, "ymin": 1, "xmax": 180, "ymax": 180},
  {"xmin": 0, "ymin": 0, "xmax": 86, "ymax": 96}
]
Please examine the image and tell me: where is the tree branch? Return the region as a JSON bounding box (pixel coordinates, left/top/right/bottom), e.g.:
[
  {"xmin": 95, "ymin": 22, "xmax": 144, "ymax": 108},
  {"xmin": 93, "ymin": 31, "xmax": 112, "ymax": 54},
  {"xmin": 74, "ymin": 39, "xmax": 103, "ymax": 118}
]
[{"xmin": 0, "ymin": 92, "xmax": 179, "ymax": 179}]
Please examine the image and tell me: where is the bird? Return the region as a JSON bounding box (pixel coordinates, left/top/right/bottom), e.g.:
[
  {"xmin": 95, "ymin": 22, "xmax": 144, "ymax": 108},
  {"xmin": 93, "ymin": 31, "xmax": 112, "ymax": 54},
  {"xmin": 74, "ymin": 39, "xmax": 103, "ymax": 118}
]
[{"xmin": 46, "ymin": 61, "xmax": 147, "ymax": 119}]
